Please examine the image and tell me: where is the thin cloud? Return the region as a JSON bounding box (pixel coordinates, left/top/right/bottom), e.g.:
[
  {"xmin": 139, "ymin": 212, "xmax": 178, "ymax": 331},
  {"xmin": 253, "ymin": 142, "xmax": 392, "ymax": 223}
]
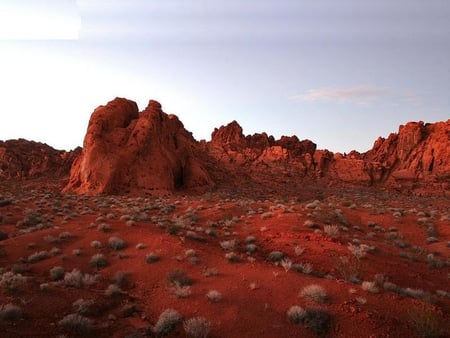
[{"xmin": 290, "ymin": 86, "xmax": 390, "ymax": 104}]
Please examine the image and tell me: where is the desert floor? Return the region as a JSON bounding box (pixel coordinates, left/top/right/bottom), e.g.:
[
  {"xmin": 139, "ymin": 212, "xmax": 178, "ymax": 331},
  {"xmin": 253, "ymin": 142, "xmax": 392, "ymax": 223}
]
[{"xmin": 0, "ymin": 179, "xmax": 449, "ymax": 337}]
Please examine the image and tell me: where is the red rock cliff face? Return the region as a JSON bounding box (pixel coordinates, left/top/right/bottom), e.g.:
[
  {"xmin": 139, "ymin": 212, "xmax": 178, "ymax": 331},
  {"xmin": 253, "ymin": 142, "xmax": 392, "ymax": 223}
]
[
  {"xmin": 63, "ymin": 98, "xmax": 213, "ymax": 194},
  {"xmin": 0, "ymin": 139, "xmax": 79, "ymax": 180}
]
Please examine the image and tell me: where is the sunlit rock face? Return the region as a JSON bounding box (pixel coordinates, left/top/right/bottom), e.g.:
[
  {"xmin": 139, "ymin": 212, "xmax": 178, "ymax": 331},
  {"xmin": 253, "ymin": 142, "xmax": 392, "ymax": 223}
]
[{"xmin": 63, "ymin": 98, "xmax": 213, "ymax": 194}]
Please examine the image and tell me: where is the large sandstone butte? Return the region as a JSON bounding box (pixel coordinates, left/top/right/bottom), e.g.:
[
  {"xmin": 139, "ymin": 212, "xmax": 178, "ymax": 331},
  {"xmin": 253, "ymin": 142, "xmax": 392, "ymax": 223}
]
[{"xmin": 63, "ymin": 98, "xmax": 212, "ymax": 194}]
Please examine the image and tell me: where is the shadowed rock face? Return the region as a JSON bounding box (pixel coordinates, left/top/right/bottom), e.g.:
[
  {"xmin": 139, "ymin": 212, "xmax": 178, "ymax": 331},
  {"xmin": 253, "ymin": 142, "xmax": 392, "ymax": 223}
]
[
  {"xmin": 63, "ymin": 98, "xmax": 213, "ymax": 194},
  {"xmin": 0, "ymin": 139, "xmax": 79, "ymax": 180}
]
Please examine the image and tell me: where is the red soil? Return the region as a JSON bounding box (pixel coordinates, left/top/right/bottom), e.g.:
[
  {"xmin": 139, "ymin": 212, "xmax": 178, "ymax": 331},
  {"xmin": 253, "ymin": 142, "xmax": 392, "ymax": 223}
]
[{"xmin": 0, "ymin": 179, "xmax": 448, "ymax": 337}]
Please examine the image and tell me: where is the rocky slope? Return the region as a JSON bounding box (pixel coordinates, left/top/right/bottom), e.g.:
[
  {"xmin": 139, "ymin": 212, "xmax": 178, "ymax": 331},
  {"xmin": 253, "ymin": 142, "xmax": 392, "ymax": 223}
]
[{"xmin": 0, "ymin": 139, "xmax": 79, "ymax": 180}]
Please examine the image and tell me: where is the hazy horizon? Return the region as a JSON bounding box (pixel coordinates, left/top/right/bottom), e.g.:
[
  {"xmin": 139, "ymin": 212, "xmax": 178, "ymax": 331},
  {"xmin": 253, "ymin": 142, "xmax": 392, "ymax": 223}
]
[{"xmin": 1, "ymin": 0, "xmax": 449, "ymax": 153}]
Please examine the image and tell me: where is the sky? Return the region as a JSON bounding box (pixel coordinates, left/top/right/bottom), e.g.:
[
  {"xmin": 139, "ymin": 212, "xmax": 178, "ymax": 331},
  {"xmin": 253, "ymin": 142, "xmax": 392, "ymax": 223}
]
[{"xmin": 0, "ymin": 0, "xmax": 449, "ymax": 153}]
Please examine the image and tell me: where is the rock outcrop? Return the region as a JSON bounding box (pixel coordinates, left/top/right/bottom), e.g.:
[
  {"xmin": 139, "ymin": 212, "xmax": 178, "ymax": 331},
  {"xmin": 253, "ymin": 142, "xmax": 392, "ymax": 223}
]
[
  {"xmin": 0, "ymin": 139, "xmax": 79, "ymax": 180},
  {"xmin": 63, "ymin": 98, "xmax": 213, "ymax": 194}
]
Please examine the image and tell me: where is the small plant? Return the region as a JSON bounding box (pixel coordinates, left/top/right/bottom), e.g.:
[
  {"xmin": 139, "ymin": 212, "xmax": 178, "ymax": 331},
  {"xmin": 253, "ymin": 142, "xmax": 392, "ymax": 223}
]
[
  {"xmin": 72, "ymin": 248, "xmax": 82, "ymax": 256},
  {"xmin": 347, "ymin": 243, "xmax": 367, "ymax": 260},
  {"xmin": 90, "ymin": 240, "xmax": 102, "ymax": 249},
  {"xmin": 59, "ymin": 231, "xmax": 73, "ymax": 240},
  {"xmin": 72, "ymin": 298, "xmax": 94, "ymax": 315},
  {"xmin": 108, "ymin": 236, "xmax": 126, "ymax": 250},
  {"xmin": 145, "ymin": 252, "xmax": 160, "ymax": 263},
  {"xmin": 203, "ymin": 268, "xmax": 219, "ymax": 277},
  {"xmin": 287, "ymin": 305, "xmax": 306, "ymax": 323},
  {"xmin": 206, "ymin": 290, "xmax": 222, "ymax": 302},
  {"xmin": 97, "ymin": 223, "xmax": 111, "ymax": 232},
  {"xmin": 153, "ymin": 308, "xmax": 182, "ymax": 336},
  {"xmin": 0, "ymin": 271, "xmax": 26, "ymax": 293},
  {"xmin": 0, "ymin": 303, "xmax": 22, "ymax": 320},
  {"xmin": 300, "ymin": 284, "xmax": 328, "ymax": 303},
  {"xmin": 303, "ymin": 308, "xmax": 331, "ymax": 335},
  {"xmin": 64, "ymin": 269, "xmax": 97, "ymax": 288},
  {"xmin": 361, "ymin": 281, "xmax": 379, "ymax": 293},
  {"xmin": 268, "ymin": 251, "xmax": 284, "ymax": 262},
  {"xmin": 281, "ymin": 258, "xmax": 293, "ymax": 272},
  {"xmin": 333, "ymin": 256, "xmax": 361, "ymax": 282},
  {"xmin": 220, "ymin": 239, "xmax": 237, "ymax": 251},
  {"xmin": 173, "ymin": 284, "xmax": 192, "ymax": 298},
  {"xmin": 225, "ymin": 252, "xmax": 241, "ymax": 263},
  {"xmin": 58, "ymin": 313, "xmax": 93, "ymax": 334},
  {"xmin": 49, "ymin": 266, "xmax": 65, "ymax": 281},
  {"xmin": 183, "ymin": 317, "xmax": 211, "ymax": 338},
  {"xmin": 324, "ymin": 225, "xmax": 339, "ymax": 238},
  {"xmin": 90, "ymin": 253, "xmax": 108, "ymax": 269},
  {"xmin": 27, "ymin": 250, "xmax": 50, "ymax": 263},
  {"xmin": 167, "ymin": 269, "xmax": 192, "ymax": 286},
  {"xmin": 105, "ymin": 284, "xmax": 122, "ymax": 297},
  {"xmin": 294, "ymin": 246, "xmax": 305, "ymax": 256}
]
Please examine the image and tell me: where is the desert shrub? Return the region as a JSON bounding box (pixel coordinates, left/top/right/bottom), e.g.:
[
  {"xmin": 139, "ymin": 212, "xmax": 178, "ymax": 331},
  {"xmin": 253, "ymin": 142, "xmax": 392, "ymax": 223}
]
[
  {"xmin": 0, "ymin": 303, "xmax": 22, "ymax": 320},
  {"xmin": 244, "ymin": 243, "xmax": 257, "ymax": 253},
  {"xmin": 49, "ymin": 266, "xmax": 65, "ymax": 281},
  {"xmin": 324, "ymin": 225, "xmax": 339, "ymax": 238},
  {"xmin": 126, "ymin": 220, "xmax": 136, "ymax": 227},
  {"xmin": 0, "ymin": 271, "xmax": 26, "ymax": 293},
  {"xmin": 294, "ymin": 246, "xmax": 305, "ymax": 256},
  {"xmin": 108, "ymin": 236, "xmax": 126, "ymax": 250},
  {"xmin": 186, "ymin": 231, "xmax": 205, "ymax": 242},
  {"xmin": 361, "ymin": 281, "xmax": 379, "ymax": 293},
  {"xmin": 206, "ymin": 290, "xmax": 222, "ymax": 302},
  {"xmin": 302, "ymin": 308, "xmax": 331, "ymax": 335},
  {"xmin": 347, "ymin": 243, "xmax": 367, "ymax": 260},
  {"xmin": 304, "ymin": 220, "xmax": 319, "ymax": 229},
  {"xmin": 145, "ymin": 252, "xmax": 160, "ymax": 263},
  {"xmin": 183, "ymin": 317, "xmax": 211, "ymax": 338},
  {"xmin": 90, "ymin": 240, "xmax": 102, "ymax": 249},
  {"xmin": 90, "ymin": 253, "xmax": 108, "ymax": 269},
  {"xmin": 97, "ymin": 223, "xmax": 111, "ymax": 232},
  {"xmin": 185, "ymin": 249, "xmax": 196, "ymax": 257},
  {"xmin": 293, "ymin": 262, "xmax": 313, "ymax": 275},
  {"xmin": 11, "ymin": 263, "xmax": 29, "ymax": 274},
  {"xmin": 105, "ymin": 284, "xmax": 122, "ymax": 297},
  {"xmin": 281, "ymin": 258, "xmax": 293, "ymax": 272},
  {"xmin": 300, "ymin": 284, "xmax": 328, "ymax": 303},
  {"xmin": 220, "ymin": 239, "xmax": 237, "ymax": 251},
  {"xmin": 268, "ymin": 251, "xmax": 284, "ymax": 262},
  {"xmin": 64, "ymin": 269, "xmax": 97, "ymax": 288},
  {"xmin": 28, "ymin": 250, "xmax": 50, "ymax": 263},
  {"xmin": 153, "ymin": 308, "xmax": 182, "ymax": 336},
  {"xmin": 58, "ymin": 313, "xmax": 92, "ymax": 334},
  {"xmin": 59, "ymin": 231, "xmax": 73, "ymax": 240},
  {"xmin": 225, "ymin": 252, "xmax": 241, "ymax": 263},
  {"xmin": 167, "ymin": 269, "xmax": 192, "ymax": 286},
  {"xmin": 173, "ymin": 284, "xmax": 191, "ymax": 298},
  {"xmin": 287, "ymin": 305, "xmax": 306, "ymax": 324}
]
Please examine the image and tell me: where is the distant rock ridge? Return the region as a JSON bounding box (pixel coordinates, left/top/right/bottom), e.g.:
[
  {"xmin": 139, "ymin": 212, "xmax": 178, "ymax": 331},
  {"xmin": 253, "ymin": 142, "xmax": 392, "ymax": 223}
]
[
  {"xmin": 1, "ymin": 97, "xmax": 448, "ymax": 196},
  {"xmin": 0, "ymin": 139, "xmax": 79, "ymax": 180}
]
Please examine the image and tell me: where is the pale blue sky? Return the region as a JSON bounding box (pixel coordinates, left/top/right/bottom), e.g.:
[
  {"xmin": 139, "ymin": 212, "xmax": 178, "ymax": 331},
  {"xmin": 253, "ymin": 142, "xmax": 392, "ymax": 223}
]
[{"xmin": 0, "ymin": 0, "xmax": 449, "ymax": 152}]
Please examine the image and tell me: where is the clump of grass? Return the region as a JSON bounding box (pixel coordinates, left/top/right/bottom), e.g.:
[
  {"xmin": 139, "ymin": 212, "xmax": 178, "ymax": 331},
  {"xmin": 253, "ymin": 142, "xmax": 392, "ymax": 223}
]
[
  {"xmin": 173, "ymin": 284, "xmax": 192, "ymax": 298},
  {"xmin": 27, "ymin": 250, "xmax": 50, "ymax": 263},
  {"xmin": 183, "ymin": 317, "xmax": 211, "ymax": 338},
  {"xmin": 167, "ymin": 269, "xmax": 192, "ymax": 286},
  {"xmin": 72, "ymin": 298, "xmax": 94, "ymax": 315},
  {"xmin": 0, "ymin": 271, "xmax": 26, "ymax": 293},
  {"xmin": 90, "ymin": 240, "xmax": 102, "ymax": 249},
  {"xmin": 145, "ymin": 252, "xmax": 160, "ymax": 263},
  {"xmin": 408, "ymin": 308, "xmax": 448, "ymax": 338},
  {"xmin": 49, "ymin": 266, "xmax": 65, "ymax": 281},
  {"xmin": 268, "ymin": 251, "xmax": 284, "ymax": 262},
  {"xmin": 225, "ymin": 252, "xmax": 241, "ymax": 263},
  {"xmin": 105, "ymin": 284, "xmax": 122, "ymax": 297},
  {"xmin": 281, "ymin": 258, "xmax": 293, "ymax": 272},
  {"xmin": 287, "ymin": 305, "xmax": 306, "ymax": 323},
  {"xmin": 64, "ymin": 269, "xmax": 97, "ymax": 288},
  {"xmin": 361, "ymin": 281, "xmax": 379, "ymax": 294},
  {"xmin": 220, "ymin": 239, "xmax": 237, "ymax": 251},
  {"xmin": 108, "ymin": 236, "xmax": 126, "ymax": 250},
  {"xmin": 58, "ymin": 313, "xmax": 93, "ymax": 334},
  {"xmin": 153, "ymin": 308, "xmax": 182, "ymax": 336},
  {"xmin": 203, "ymin": 268, "xmax": 219, "ymax": 277},
  {"xmin": 302, "ymin": 308, "xmax": 331, "ymax": 335},
  {"xmin": 300, "ymin": 284, "xmax": 328, "ymax": 303},
  {"xmin": 90, "ymin": 253, "xmax": 108, "ymax": 269},
  {"xmin": 324, "ymin": 225, "xmax": 339, "ymax": 238},
  {"xmin": 206, "ymin": 290, "xmax": 222, "ymax": 302}
]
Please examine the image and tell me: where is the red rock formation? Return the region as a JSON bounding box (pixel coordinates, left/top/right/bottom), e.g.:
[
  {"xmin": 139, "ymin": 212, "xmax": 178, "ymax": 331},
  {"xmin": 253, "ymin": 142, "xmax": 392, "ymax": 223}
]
[
  {"xmin": 63, "ymin": 98, "xmax": 213, "ymax": 194},
  {"xmin": 0, "ymin": 139, "xmax": 79, "ymax": 180}
]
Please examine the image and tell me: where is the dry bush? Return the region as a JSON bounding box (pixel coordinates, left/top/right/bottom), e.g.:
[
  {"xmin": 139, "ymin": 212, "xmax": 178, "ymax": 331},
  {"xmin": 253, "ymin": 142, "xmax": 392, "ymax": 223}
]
[
  {"xmin": 153, "ymin": 308, "xmax": 182, "ymax": 336},
  {"xmin": 58, "ymin": 313, "xmax": 92, "ymax": 334},
  {"xmin": 206, "ymin": 290, "xmax": 222, "ymax": 302},
  {"xmin": 183, "ymin": 317, "xmax": 211, "ymax": 338},
  {"xmin": 300, "ymin": 284, "xmax": 328, "ymax": 303}
]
